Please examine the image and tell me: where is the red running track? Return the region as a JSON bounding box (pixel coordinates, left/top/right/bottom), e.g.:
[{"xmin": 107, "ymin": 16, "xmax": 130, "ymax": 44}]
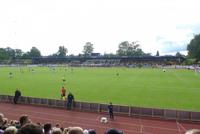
[{"xmin": 1, "ymin": 102, "xmax": 200, "ymax": 134}]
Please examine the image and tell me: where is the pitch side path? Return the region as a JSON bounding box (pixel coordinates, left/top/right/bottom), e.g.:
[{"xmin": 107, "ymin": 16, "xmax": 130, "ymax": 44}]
[{"xmin": 1, "ymin": 102, "xmax": 200, "ymax": 134}]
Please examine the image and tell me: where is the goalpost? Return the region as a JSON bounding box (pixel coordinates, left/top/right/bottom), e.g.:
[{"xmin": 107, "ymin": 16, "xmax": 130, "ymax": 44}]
[{"xmin": 195, "ymin": 67, "xmax": 200, "ymax": 74}]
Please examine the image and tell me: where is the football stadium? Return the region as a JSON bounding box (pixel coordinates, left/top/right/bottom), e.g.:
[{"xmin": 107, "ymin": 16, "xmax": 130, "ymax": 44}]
[
  {"xmin": 1, "ymin": 0, "xmax": 200, "ymax": 134},
  {"xmin": 1, "ymin": 55, "xmax": 200, "ymax": 134}
]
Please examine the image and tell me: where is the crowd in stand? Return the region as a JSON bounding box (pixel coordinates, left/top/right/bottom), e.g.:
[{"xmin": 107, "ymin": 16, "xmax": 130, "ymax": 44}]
[
  {"xmin": 0, "ymin": 113, "xmax": 123, "ymax": 134},
  {"xmin": 73, "ymin": 60, "xmax": 175, "ymax": 68}
]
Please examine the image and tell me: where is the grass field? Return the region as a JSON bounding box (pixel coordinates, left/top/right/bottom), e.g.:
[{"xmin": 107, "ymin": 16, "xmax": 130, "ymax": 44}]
[{"xmin": 0, "ymin": 66, "xmax": 200, "ymax": 111}]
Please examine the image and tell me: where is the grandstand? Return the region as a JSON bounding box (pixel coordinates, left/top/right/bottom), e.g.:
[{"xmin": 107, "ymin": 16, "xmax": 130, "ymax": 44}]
[{"xmin": 32, "ymin": 56, "xmax": 184, "ymax": 67}]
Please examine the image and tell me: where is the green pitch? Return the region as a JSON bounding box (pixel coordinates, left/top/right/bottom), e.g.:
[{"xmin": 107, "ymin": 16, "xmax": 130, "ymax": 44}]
[{"xmin": 0, "ymin": 67, "xmax": 200, "ymax": 111}]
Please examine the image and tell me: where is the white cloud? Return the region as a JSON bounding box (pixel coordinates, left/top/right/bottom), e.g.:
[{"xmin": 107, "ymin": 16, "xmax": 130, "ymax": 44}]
[{"xmin": 0, "ymin": 0, "xmax": 200, "ymax": 55}]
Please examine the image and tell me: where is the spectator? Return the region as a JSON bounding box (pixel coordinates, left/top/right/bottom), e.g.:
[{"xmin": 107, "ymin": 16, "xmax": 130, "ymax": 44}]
[
  {"xmin": 55, "ymin": 124, "xmax": 60, "ymax": 128},
  {"xmin": 105, "ymin": 128, "xmax": 123, "ymax": 134},
  {"xmin": 4, "ymin": 126, "xmax": 18, "ymax": 134},
  {"xmin": 83, "ymin": 129, "xmax": 88, "ymax": 134},
  {"xmin": 67, "ymin": 127, "xmax": 83, "ymax": 134},
  {"xmin": 67, "ymin": 92, "xmax": 74, "ymax": 110},
  {"xmin": 63, "ymin": 127, "xmax": 72, "ymax": 134},
  {"xmin": 0, "ymin": 113, "xmax": 8, "ymax": 130},
  {"xmin": 185, "ymin": 129, "xmax": 200, "ymax": 134},
  {"xmin": 36, "ymin": 123, "xmax": 42, "ymax": 127},
  {"xmin": 19, "ymin": 115, "xmax": 31, "ymax": 128},
  {"xmin": 9, "ymin": 120, "xmax": 14, "ymax": 126},
  {"xmin": 17, "ymin": 123, "xmax": 43, "ymax": 134},
  {"xmin": 14, "ymin": 89, "xmax": 21, "ymax": 104},
  {"xmin": 43, "ymin": 123, "xmax": 52, "ymax": 134},
  {"xmin": 108, "ymin": 102, "xmax": 114, "ymax": 120},
  {"xmin": 88, "ymin": 129, "xmax": 96, "ymax": 134},
  {"xmin": 83, "ymin": 129, "xmax": 96, "ymax": 134},
  {"xmin": 0, "ymin": 113, "xmax": 4, "ymax": 127},
  {"xmin": 60, "ymin": 127, "xmax": 64, "ymax": 132},
  {"xmin": 0, "ymin": 129, "xmax": 4, "ymax": 134},
  {"xmin": 10, "ymin": 120, "xmax": 20, "ymax": 129},
  {"xmin": 52, "ymin": 128, "xmax": 62, "ymax": 134}
]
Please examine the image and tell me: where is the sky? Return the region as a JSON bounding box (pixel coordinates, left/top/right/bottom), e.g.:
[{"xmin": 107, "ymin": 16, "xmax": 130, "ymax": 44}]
[{"xmin": 0, "ymin": 0, "xmax": 200, "ymax": 56}]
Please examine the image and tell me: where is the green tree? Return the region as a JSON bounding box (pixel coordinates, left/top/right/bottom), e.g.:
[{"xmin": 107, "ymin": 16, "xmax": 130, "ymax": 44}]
[
  {"xmin": 30, "ymin": 47, "xmax": 41, "ymax": 58},
  {"xmin": 176, "ymin": 52, "xmax": 184, "ymax": 57},
  {"xmin": 22, "ymin": 52, "xmax": 31, "ymax": 59},
  {"xmin": 57, "ymin": 46, "xmax": 68, "ymax": 57},
  {"xmin": 117, "ymin": 41, "xmax": 129, "ymax": 56},
  {"xmin": 5, "ymin": 47, "xmax": 15, "ymax": 59},
  {"xmin": 0, "ymin": 47, "xmax": 16, "ymax": 60},
  {"xmin": 104, "ymin": 53, "xmax": 117, "ymax": 58},
  {"xmin": 83, "ymin": 42, "xmax": 94, "ymax": 56},
  {"xmin": 15, "ymin": 49, "xmax": 23, "ymax": 59},
  {"xmin": 117, "ymin": 41, "xmax": 145, "ymax": 56},
  {"xmin": 0, "ymin": 48, "xmax": 8, "ymax": 60},
  {"xmin": 187, "ymin": 34, "xmax": 200, "ymax": 60},
  {"xmin": 156, "ymin": 50, "xmax": 159, "ymax": 56}
]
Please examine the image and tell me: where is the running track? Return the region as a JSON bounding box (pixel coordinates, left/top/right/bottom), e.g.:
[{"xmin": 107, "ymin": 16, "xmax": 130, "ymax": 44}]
[{"xmin": 1, "ymin": 102, "xmax": 200, "ymax": 134}]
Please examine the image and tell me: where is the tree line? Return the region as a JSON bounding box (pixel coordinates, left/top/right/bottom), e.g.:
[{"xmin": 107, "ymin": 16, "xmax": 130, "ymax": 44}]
[
  {"xmin": 0, "ymin": 41, "xmax": 150, "ymax": 60},
  {"xmin": 0, "ymin": 34, "xmax": 200, "ymax": 61}
]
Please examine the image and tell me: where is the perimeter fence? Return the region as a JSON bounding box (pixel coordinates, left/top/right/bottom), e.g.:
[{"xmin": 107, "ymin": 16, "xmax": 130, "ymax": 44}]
[{"xmin": 0, "ymin": 95, "xmax": 200, "ymax": 122}]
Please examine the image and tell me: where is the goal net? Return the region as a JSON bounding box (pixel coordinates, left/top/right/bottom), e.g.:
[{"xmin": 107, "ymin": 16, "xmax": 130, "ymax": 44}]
[{"xmin": 195, "ymin": 67, "xmax": 200, "ymax": 74}]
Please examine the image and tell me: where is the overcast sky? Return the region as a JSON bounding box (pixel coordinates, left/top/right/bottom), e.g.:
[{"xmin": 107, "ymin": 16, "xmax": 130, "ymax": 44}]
[{"xmin": 0, "ymin": 0, "xmax": 200, "ymax": 56}]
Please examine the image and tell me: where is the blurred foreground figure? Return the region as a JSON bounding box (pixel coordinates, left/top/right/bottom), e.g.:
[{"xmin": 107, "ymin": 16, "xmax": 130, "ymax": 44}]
[{"xmin": 14, "ymin": 89, "xmax": 21, "ymax": 104}]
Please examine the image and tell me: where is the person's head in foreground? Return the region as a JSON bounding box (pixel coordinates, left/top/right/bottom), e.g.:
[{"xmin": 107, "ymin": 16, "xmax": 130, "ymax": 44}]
[
  {"xmin": 105, "ymin": 128, "xmax": 123, "ymax": 134},
  {"xmin": 67, "ymin": 127, "xmax": 83, "ymax": 134},
  {"xmin": 17, "ymin": 123, "xmax": 43, "ymax": 134},
  {"xmin": 19, "ymin": 115, "xmax": 31, "ymax": 127},
  {"xmin": 185, "ymin": 129, "xmax": 200, "ymax": 134},
  {"xmin": 4, "ymin": 126, "xmax": 18, "ymax": 134}
]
